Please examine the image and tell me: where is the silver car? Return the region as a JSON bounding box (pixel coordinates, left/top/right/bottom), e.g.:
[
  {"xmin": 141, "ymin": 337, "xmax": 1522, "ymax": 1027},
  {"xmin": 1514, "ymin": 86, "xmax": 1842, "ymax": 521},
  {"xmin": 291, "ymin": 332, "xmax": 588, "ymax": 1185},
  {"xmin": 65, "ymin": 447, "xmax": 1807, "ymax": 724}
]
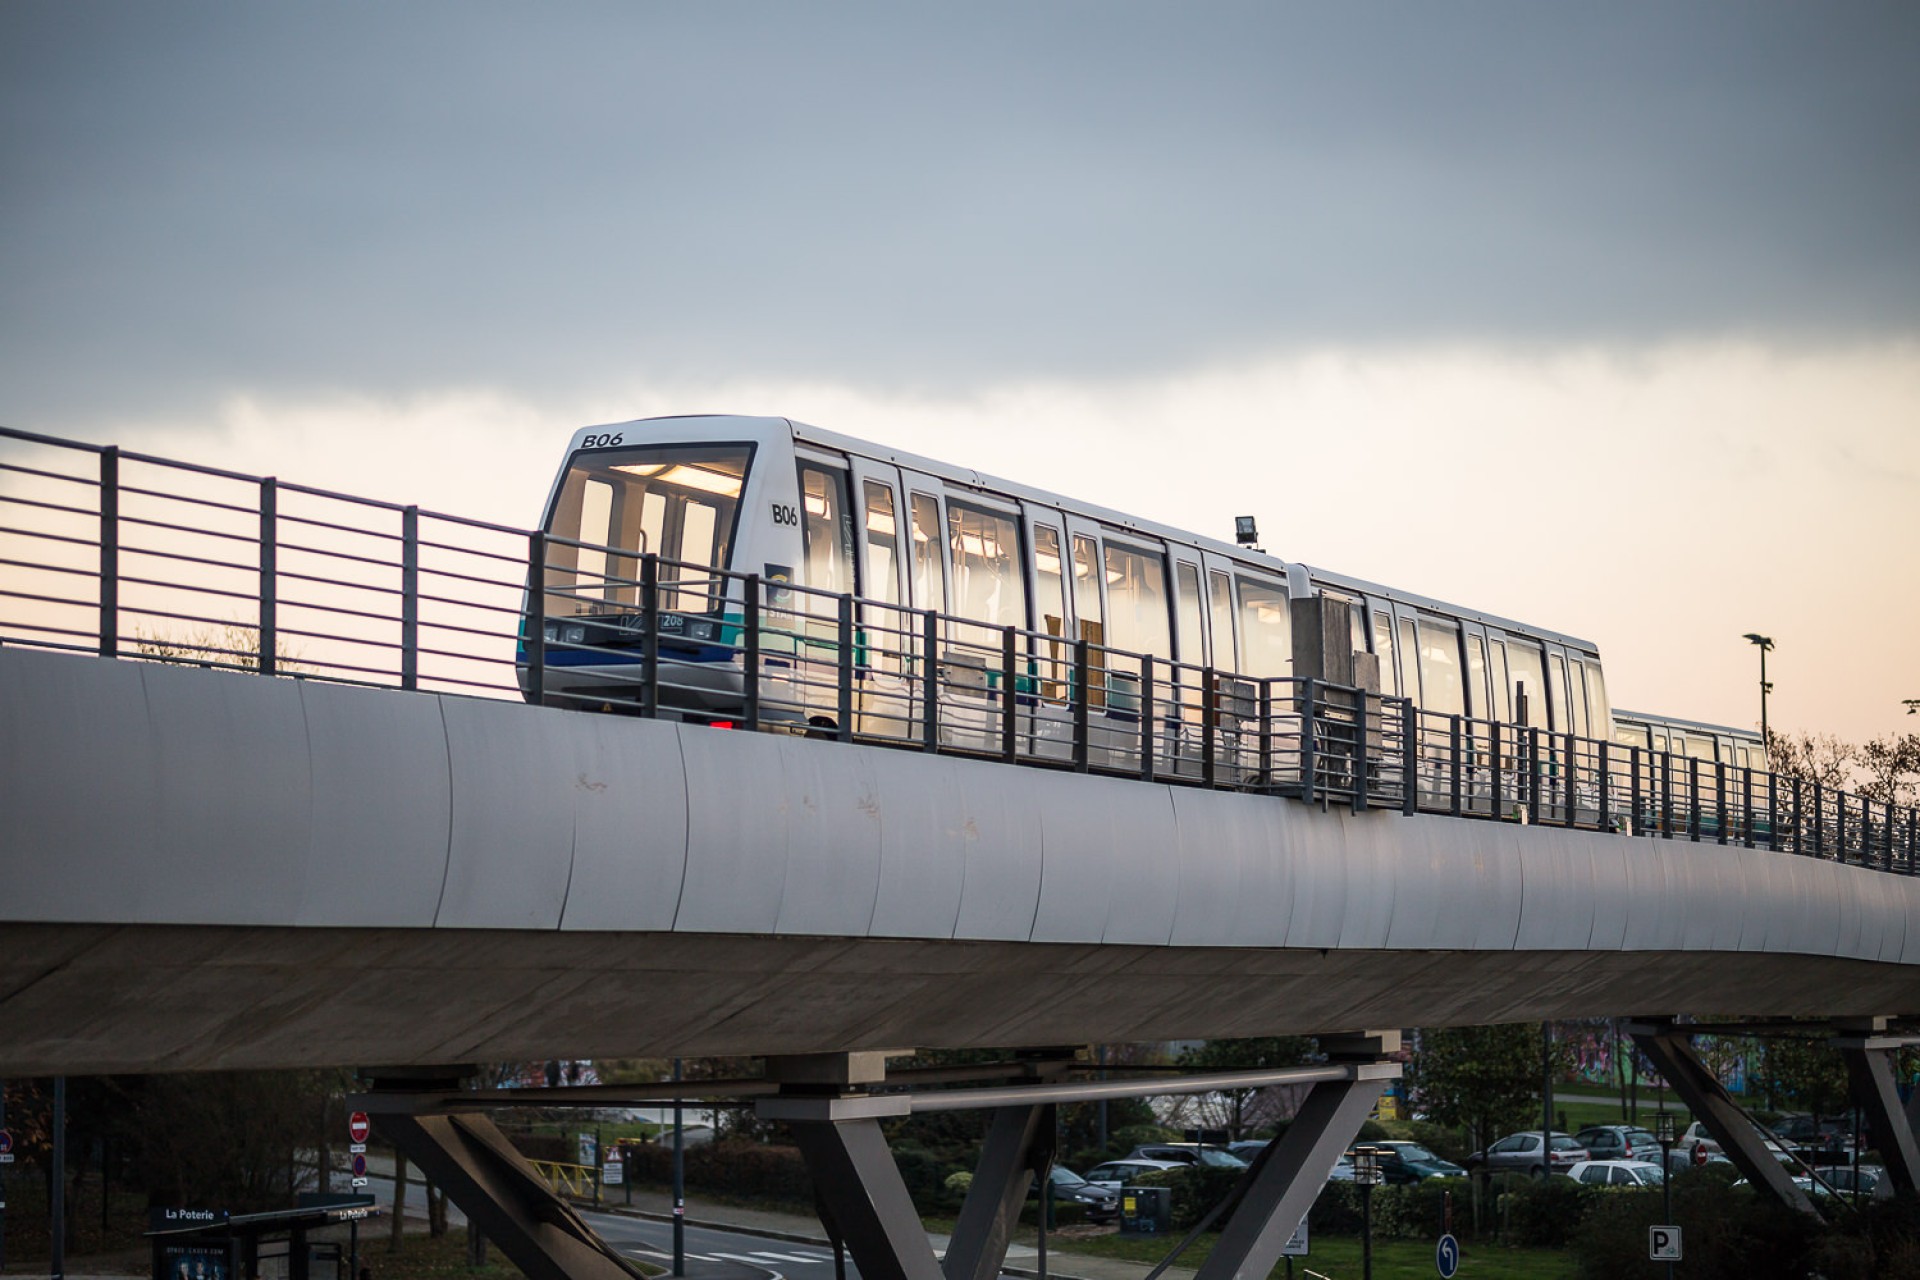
[{"xmin": 1470, "ymin": 1131, "xmax": 1589, "ymax": 1177}]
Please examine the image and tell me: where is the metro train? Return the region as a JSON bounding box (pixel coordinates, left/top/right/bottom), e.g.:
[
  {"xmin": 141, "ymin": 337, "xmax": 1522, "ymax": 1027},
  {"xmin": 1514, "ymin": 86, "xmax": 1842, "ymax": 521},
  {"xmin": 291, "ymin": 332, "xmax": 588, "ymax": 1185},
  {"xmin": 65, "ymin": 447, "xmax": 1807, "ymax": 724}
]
[
  {"xmin": 521, "ymin": 415, "xmax": 1614, "ymax": 762},
  {"xmin": 1613, "ymin": 711, "xmax": 1767, "ymax": 773}
]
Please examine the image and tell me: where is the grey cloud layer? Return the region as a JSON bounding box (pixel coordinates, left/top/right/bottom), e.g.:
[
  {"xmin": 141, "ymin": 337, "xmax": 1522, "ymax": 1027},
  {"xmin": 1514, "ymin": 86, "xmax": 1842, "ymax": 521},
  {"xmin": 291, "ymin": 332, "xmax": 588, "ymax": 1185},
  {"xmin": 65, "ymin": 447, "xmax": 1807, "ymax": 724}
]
[{"xmin": 3, "ymin": 2, "xmax": 1917, "ymax": 420}]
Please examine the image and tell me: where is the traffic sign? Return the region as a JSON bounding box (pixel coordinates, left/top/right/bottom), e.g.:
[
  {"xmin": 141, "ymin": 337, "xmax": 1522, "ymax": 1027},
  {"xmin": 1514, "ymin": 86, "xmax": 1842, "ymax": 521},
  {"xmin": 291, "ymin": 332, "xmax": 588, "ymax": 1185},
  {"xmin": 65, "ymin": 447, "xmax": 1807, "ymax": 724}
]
[
  {"xmin": 1650, "ymin": 1226, "xmax": 1683, "ymax": 1261},
  {"xmin": 602, "ymin": 1160, "xmax": 624, "ymax": 1186},
  {"xmin": 351, "ymin": 1177, "xmax": 369, "ymax": 1189},
  {"xmin": 351, "ymin": 1154, "xmax": 368, "ymax": 1178},
  {"xmin": 1436, "ymin": 1233, "xmax": 1460, "ymax": 1277},
  {"xmin": 349, "ymin": 1112, "xmax": 371, "ymax": 1144},
  {"xmin": 1280, "ymin": 1217, "xmax": 1308, "ymax": 1257},
  {"xmin": 349, "ymin": 1143, "xmax": 366, "ymax": 1155},
  {"xmin": 0, "ymin": 1128, "xmax": 12, "ymax": 1153}
]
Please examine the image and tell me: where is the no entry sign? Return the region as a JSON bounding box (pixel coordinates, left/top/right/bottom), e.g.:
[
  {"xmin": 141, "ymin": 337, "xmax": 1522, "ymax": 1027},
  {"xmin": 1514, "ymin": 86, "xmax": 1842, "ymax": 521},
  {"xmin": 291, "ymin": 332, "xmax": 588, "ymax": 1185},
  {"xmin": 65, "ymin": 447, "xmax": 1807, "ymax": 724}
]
[{"xmin": 349, "ymin": 1112, "xmax": 371, "ymax": 1144}]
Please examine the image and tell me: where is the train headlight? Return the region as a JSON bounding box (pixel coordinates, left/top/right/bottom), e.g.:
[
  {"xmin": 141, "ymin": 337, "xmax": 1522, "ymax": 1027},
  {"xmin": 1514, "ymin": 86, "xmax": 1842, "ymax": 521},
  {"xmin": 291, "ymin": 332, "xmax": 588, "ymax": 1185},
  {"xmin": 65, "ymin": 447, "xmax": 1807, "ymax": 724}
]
[
  {"xmin": 686, "ymin": 619, "xmax": 717, "ymax": 641},
  {"xmin": 542, "ymin": 623, "xmax": 559, "ymax": 643},
  {"xmin": 561, "ymin": 624, "xmax": 587, "ymax": 645}
]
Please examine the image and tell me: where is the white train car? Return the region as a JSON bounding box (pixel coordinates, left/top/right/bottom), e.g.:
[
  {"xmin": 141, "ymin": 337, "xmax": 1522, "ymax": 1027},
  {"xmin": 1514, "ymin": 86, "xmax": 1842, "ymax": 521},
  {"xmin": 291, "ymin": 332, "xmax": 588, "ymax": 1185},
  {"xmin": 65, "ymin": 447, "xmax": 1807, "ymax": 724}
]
[{"xmin": 522, "ymin": 414, "xmax": 1609, "ymax": 777}]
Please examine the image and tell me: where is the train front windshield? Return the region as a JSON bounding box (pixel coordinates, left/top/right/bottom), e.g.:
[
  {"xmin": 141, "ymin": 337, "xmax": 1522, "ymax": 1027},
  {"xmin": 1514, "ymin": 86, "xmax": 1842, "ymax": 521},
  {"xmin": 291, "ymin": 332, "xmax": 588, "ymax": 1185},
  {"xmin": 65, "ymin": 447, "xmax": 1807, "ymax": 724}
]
[{"xmin": 543, "ymin": 443, "xmax": 752, "ymax": 616}]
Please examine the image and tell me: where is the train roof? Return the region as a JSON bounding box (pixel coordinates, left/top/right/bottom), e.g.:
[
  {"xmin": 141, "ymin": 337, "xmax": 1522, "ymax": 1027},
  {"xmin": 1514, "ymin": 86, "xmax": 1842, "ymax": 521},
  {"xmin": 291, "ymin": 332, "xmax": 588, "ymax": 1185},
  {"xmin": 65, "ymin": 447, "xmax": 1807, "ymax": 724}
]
[
  {"xmin": 578, "ymin": 414, "xmax": 1602, "ymax": 656},
  {"xmin": 1614, "ymin": 708, "xmax": 1764, "ymax": 742}
]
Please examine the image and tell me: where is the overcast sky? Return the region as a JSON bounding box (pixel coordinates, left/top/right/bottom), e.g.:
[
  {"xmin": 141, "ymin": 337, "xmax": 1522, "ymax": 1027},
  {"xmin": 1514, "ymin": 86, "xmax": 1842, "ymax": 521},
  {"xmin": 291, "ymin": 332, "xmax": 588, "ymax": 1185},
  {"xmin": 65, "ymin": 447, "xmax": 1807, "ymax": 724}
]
[{"xmin": 3, "ymin": 2, "xmax": 1916, "ymax": 742}]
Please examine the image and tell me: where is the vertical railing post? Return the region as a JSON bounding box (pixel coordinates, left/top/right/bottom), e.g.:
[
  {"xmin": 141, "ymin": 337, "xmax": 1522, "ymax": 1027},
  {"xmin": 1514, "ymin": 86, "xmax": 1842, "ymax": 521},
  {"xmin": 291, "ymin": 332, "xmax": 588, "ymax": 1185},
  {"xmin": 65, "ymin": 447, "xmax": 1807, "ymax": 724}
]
[
  {"xmin": 1527, "ymin": 729, "xmax": 1542, "ymax": 825},
  {"xmin": 97, "ymin": 446, "xmax": 119, "ymax": 656},
  {"xmin": 525, "ymin": 531, "xmax": 546, "ymax": 705},
  {"xmin": 1350, "ymin": 685, "xmax": 1368, "ymax": 814},
  {"xmin": 1490, "ymin": 721, "xmax": 1504, "ymax": 820},
  {"xmin": 1073, "ymin": 640, "xmax": 1093, "ymax": 772},
  {"xmin": 1449, "ymin": 715, "xmax": 1463, "ymax": 816},
  {"xmin": 923, "ymin": 610, "xmax": 941, "ymax": 752},
  {"xmin": 1715, "ymin": 761, "xmax": 1728, "ymax": 845},
  {"xmin": 1198, "ymin": 665, "xmax": 1215, "ymax": 787},
  {"xmin": 1660, "ymin": 752, "xmax": 1673, "ymax": 838},
  {"xmin": 1003, "ymin": 625, "xmax": 1019, "ymax": 764},
  {"xmin": 1138, "ymin": 654, "xmax": 1155, "ymax": 782},
  {"xmin": 1887, "ymin": 801, "xmax": 1898, "ymax": 872},
  {"xmin": 1629, "ymin": 745, "xmax": 1642, "ymax": 836},
  {"xmin": 743, "ymin": 574, "xmax": 762, "ymax": 732},
  {"xmin": 1402, "ymin": 700, "xmax": 1418, "ymax": 817},
  {"xmin": 1299, "ymin": 677, "xmax": 1318, "ymax": 803},
  {"xmin": 1791, "ymin": 777, "xmax": 1804, "ymax": 855},
  {"xmin": 639, "ymin": 555, "xmax": 660, "ymax": 719},
  {"xmin": 1598, "ymin": 741, "xmax": 1612, "ymax": 833},
  {"xmin": 1258, "ymin": 677, "xmax": 1275, "ymax": 793},
  {"xmin": 1687, "ymin": 758, "xmax": 1700, "ymax": 842},
  {"xmin": 400, "ymin": 506, "xmax": 419, "ymax": 691},
  {"xmin": 1562, "ymin": 731, "xmax": 1576, "ymax": 827},
  {"xmin": 835, "ymin": 594, "xmax": 854, "ymax": 742},
  {"xmin": 1812, "ymin": 782, "xmax": 1825, "ymax": 858},
  {"xmin": 258, "ymin": 477, "xmax": 277, "ymax": 675},
  {"xmin": 1741, "ymin": 767, "xmax": 1754, "ymax": 848}
]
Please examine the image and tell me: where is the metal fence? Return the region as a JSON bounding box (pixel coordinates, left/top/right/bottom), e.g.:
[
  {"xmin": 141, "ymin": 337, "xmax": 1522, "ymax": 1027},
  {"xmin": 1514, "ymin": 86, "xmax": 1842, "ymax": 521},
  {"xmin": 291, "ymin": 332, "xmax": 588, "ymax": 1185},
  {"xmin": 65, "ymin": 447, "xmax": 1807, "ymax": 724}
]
[{"xmin": 3, "ymin": 424, "xmax": 1914, "ymax": 872}]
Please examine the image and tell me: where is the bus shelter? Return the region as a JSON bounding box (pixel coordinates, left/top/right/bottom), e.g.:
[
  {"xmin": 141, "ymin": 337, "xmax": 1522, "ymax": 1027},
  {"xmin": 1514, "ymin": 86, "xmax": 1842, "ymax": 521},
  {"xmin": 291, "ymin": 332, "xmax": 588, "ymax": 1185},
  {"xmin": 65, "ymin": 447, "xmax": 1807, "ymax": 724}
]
[{"xmin": 149, "ymin": 1196, "xmax": 381, "ymax": 1280}]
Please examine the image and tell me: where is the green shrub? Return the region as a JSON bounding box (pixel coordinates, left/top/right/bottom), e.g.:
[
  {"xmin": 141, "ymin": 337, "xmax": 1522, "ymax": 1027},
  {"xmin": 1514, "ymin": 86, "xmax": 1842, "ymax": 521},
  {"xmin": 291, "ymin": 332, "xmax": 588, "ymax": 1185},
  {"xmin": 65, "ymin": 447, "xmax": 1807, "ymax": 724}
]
[
  {"xmin": 1372, "ymin": 1177, "xmax": 1471, "ymax": 1240},
  {"xmin": 1498, "ymin": 1174, "xmax": 1594, "ymax": 1248}
]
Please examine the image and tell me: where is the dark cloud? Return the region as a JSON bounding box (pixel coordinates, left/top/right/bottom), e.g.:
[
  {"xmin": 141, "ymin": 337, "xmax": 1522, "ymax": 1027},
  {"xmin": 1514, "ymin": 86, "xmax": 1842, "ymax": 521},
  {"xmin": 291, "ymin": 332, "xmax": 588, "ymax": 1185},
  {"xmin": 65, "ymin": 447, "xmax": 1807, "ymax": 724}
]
[{"xmin": 3, "ymin": 1, "xmax": 1917, "ymax": 422}]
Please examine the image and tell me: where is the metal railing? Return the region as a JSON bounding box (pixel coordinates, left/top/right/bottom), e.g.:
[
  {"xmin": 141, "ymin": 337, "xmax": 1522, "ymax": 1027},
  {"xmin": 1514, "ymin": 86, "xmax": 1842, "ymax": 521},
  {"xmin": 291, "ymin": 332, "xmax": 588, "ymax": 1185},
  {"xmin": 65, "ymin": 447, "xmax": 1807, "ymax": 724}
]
[{"xmin": 3, "ymin": 424, "xmax": 1915, "ymax": 873}]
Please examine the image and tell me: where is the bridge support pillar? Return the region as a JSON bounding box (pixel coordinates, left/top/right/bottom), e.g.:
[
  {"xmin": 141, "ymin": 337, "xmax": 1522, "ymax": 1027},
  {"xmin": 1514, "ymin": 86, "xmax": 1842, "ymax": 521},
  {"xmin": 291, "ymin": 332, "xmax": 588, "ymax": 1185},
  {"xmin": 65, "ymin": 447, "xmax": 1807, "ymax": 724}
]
[
  {"xmin": 1628, "ymin": 1021, "xmax": 1818, "ymax": 1216},
  {"xmin": 1833, "ymin": 1022, "xmax": 1920, "ymax": 1194},
  {"xmin": 375, "ymin": 1110, "xmax": 644, "ymax": 1280},
  {"xmin": 1193, "ymin": 1035, "xmax": 1395, "ymax": 1280}
]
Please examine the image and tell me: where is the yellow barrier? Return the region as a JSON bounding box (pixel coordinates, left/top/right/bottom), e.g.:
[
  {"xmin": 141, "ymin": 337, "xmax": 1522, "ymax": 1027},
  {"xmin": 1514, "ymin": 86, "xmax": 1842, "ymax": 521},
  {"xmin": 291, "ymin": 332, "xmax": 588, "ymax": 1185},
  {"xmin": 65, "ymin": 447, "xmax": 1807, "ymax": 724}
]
[{"xmin": 527, "ymin": 1159, "xmax": 598, "ymax": 1198}]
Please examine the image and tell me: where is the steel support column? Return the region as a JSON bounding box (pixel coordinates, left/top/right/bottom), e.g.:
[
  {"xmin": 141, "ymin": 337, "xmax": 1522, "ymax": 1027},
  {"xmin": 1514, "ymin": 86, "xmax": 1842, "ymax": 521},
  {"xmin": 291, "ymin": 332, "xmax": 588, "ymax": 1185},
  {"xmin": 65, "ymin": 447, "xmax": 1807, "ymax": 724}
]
[
  {"xmin": 1628, "ymin": 1022, "xmax": 1817, "ymax": 1216},
  {"xmin": 1834, "ymin": 1030, "xmax": 1920, "ymax": 1194},
  {"xmin": 1193, "ymin": 1052, "xmax": 1396, "ymax": 1280},
  {"xmin": 943, "ymin": 1105, "xmax": 1054, "ymax": 1280},
  {"xmin": 776, "ymin": 1104, "xmax": 943, "ymax": 1280},
  {"xmin": 376, "ymin": 1111, "xmax": 644, "ymax": 1280}
]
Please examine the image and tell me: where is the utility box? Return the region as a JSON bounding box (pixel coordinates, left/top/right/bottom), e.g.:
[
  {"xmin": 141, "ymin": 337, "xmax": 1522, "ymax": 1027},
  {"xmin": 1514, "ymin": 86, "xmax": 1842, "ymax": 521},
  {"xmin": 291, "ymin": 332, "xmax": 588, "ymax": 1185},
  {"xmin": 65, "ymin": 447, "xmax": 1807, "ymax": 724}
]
[{"xmin": 1119, "ymin": 1185, "xmax": 1172, "ymax": 1235}]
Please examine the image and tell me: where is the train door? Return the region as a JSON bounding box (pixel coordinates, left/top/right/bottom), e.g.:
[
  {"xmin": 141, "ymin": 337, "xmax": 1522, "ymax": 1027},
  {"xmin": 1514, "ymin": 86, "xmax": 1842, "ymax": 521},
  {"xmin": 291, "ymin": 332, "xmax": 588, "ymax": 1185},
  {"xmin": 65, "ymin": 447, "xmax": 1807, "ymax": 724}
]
[
  {"xmin": 1460, "ymin": 622, "xmax": 1495, "ymax": 812},
  {"xmin": 1023, "ymin": 505, "xmax": 1076, "ymax": 759},
  {"xmin": 1199, "ymin": 551, "xmax": 1240, "ymax": 672},
  {"xmin": 1227, "ymin": 567, "xmax": 1291, "ymax": 780},
  {"xmin": 901, "ymin": 470, "xmax": 950, "ymax": 742},
  {"xmin": 1168, "ymin": 545, "xmax": 1208, "ymax": 775},
  {"xmin": 848, "ymin": 456, "xmax": 910, "ymax": 740},
  {"xmin": 943, "ymin": 488, "xmax": 1028, "ymax": 751},
  {"xmin": 1367, "ymin": 599, "xmax": 1400, "ymax": 698}
]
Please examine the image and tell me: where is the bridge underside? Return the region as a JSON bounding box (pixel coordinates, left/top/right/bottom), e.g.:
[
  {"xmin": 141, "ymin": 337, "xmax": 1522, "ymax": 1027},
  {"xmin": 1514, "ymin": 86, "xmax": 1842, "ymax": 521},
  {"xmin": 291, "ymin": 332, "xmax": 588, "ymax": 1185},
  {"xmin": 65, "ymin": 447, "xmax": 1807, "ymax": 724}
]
[{"xmin": 4, "ymin": 924, "xmax": 1918, "ymax": 1075}]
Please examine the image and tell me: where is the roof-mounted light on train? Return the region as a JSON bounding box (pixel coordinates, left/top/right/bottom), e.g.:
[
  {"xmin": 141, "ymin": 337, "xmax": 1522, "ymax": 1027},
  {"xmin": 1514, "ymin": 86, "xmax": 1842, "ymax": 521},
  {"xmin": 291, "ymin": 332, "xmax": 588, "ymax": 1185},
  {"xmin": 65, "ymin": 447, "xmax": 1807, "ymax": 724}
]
[{"xmin": 1234, "ymin": 516, "xmax": 1259, "ymax": 547}]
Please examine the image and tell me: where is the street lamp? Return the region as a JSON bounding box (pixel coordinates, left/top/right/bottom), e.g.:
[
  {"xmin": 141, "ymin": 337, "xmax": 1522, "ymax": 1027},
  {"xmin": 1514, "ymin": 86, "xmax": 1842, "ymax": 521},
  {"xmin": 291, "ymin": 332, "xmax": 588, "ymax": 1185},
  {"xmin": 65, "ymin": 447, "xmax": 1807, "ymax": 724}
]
[
  {"xmin": 1743, "ymin": 634, "xmax": 1774, "ymax": 748},
  {"xmin": 1352, "ymin": 1146, "xmax": 1383, "ymax": 1280},
  {"xmin": 1654, "ymin": 1112, "xmax": 1676, "ymax": 1280}
]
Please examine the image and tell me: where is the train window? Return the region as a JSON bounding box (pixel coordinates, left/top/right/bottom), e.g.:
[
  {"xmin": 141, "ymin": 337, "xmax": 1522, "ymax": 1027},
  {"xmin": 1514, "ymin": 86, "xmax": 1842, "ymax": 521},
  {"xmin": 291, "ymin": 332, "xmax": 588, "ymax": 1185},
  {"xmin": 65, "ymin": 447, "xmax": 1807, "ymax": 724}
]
[
  {"xmin": 1489, "ymin": 638, "xmax": 1510, "ymax": 721},
  {"xmin": 1398, "ymin": 617, "xmax": 1421, "ymax": 707},
  {"xmin": 1583, "ymin": 662, "xmax": 1612, "ymax": 737},
  {"xmin": 798, "ymin": 464, "xmax": 855, "ymax": 599},
  {"xmin": 1372, "ymin": 611, "xmax": 1398, "ymax": 695},
  {"xmin": 1034, "ymin": 525, "xmax": 1069, "ymax": 698},
  {"xmin": 545, "ymin": 443, "xmax": 751, "ymax": 615},
  {"xmin": 1551, "ymin": 654, "xmax": 1575, "ymax": 736},
  {"xmin": 909, "ymin": 493, "xmax": 945, "ymax": 611},
  {"xmin": 1235, "ymin": 577, "xmax": 1292, "ymax": 679},
  {"xmin": 946, "ymin": 500, "xmax": 1026, "ymax": 630},
  {"xmin": 1507, "ymin": 641, "xmax": 1546, "ymax": 728},
  {"xmin": 1104, "ymin": 542, "xmax": 1172, "ymax": 659},
  {"xmin": 1615, "ymin": 722, "xmax": 1650, "ymax": 748},
  {"xmin": 1467, "ymin": 634, "xmax": 1489, "ymax": 721},
  {"xmin": 1418, "ymin": 617, "xmax": 1465, "ymax": 717},
  {"xmin": 862, "ymin": 481, "xmax": 901, "ymax": 606},
  {"xmin": 1072, "ymin": 535, "xmax": 1103, "ymax": 642},
  {"xmin": 1208, "ymin": 570, "xmax": 1236, "ymax": 669},
  {"xmin": 1350, "ymin": 601, "xmax": 1367, "ymax": 659},
  {"xmin": 1176, "ymin": 562, "xmax": 1204, "ymax": 667}
]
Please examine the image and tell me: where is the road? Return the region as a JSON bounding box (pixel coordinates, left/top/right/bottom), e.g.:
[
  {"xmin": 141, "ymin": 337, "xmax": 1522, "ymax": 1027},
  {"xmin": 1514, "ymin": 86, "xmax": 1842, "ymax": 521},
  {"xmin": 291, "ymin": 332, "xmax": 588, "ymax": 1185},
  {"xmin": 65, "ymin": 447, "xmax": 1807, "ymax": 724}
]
[{"xmin": 355, "ymin": 1170, "xmax": 858, "ymax": 1280}]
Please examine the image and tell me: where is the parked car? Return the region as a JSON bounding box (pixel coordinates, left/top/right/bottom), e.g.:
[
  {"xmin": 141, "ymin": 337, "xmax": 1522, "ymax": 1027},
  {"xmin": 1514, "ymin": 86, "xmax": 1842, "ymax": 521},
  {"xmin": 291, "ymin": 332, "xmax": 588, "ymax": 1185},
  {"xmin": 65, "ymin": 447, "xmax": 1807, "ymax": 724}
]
[
  {"xmin": 1669, "ymin": 1147, "xmax": 1738, "ymax": 1174},
  {"xmin": 1082, "ymin": 1158, "xmax": 1185, "ymax": 1189},
  {"xmin": 1808, "ymin": 1165, "xmax": 1891, "ymax": 1200},
  {"xmin": 1677, "ymin": 1121, "xmax": 1721, "ymax": 1157},
  {"xmin": 1325, "ymin": 1151, "xmax": 1356, "ymax": 1181},
  {"xmin": 1227, "ymin": 1139, "xmax": 1271, "ymax": 1161},
  {"xmin": 1770, "ymin": 1114, "xmax": 1854, "ymax": 1158},
  {"xmin": 1573, "ymin": 1125, "xmax": 1663, "ymax": 1163},
  {"xmin": 1467, "ymin": 1131, "xmax": 1590, "ymax": 1177},
  {"xmin": 1362, "ymin": 1141, "xmax": 1467, "ymax": 1183},
  {"xmin": 1126, "ymin": 1143, "xmax": 1250, "ymax": 1169},
  {"xmin": 1033, "ymin": 1166, "xmax": 1121, "ymax": 1221},
  {"xmin": 1566, "ymin": 1159, "xmax": 1666, "ymax": 1188}
]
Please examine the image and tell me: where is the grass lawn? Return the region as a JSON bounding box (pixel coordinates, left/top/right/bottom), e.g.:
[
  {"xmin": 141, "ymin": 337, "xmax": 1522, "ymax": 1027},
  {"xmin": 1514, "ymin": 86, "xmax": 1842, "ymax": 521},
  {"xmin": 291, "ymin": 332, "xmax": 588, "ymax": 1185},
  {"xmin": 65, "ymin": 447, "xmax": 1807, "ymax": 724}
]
[{"xmin": 1053, "ymin": 1230, "xmax": 1574, "ymax": 1279}]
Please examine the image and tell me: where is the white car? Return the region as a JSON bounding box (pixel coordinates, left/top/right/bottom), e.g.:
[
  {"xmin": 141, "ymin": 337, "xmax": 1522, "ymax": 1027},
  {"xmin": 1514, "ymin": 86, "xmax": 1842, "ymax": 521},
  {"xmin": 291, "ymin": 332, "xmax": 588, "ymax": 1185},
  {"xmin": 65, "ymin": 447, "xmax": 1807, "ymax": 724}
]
[
  {"xmin": 1566, "ymin": 1159, "xmax": 1665, "ymax": 1188},
  {"xmin": 1081, "ymin": 1157, "xmax": 1185, "ymax": 1189}
]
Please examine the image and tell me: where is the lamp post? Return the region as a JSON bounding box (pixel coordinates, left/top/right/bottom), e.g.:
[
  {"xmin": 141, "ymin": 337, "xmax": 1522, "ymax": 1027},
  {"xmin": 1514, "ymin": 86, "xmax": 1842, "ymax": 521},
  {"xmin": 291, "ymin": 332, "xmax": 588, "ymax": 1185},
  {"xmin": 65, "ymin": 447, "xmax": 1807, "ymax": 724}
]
[
  {"xmin": 1353, "ymin": 1146, "xmax": 1382, "ymax": 1280},
  {"xmin": 1743, "ymin": 634, "xmax": 1774, "ymax": 748},
  {"xmin": 1654, "ymin": 1111, "xmax": 1676, "ymax": 1280}
]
